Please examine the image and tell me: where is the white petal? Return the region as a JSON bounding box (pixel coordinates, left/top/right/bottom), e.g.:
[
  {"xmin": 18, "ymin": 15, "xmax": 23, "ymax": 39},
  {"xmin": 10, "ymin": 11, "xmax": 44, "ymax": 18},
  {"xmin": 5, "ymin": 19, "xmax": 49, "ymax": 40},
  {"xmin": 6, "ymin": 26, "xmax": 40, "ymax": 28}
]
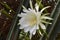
[
  {"xmin": 19, "ymin": 18, "xmax": 30, "ymax": 29},
  {"xmin": 28, "ymin": 8, "xmax": 32, "ymax": 11},
  {"xmin": 18, "ymin": 13, "xmax": 27, "ymax": 17},
  {"xmin": 42, "ymin": 16, "xmax": 53, "ymax": 20},
  {"xmin": 41, "ymin": 20, "xmax": 52, "ymax": 24},
  {"xmin": 42, "ymin": 13, "xmax": 50, "ymax": 16},
  {"xmin": 19, "ymin": 24, "xmax": 29, "ymax": 29},
  {"xmin": 39, "ymin": 30, "xmax": 43, "ymax": 36},
  {"xmin": 28, "ymin": 8, "xmax": 35, "ymax": 13},
  {"xmin": 24, "ymin": 26, "xmax": 31, "ymax": 32},
  {"xmin": 30, "ymin": 25, "xmax": 37, "ymax": 34},
  {"xmin": 22, "ymin": 5, "xmax": 27, "ymax": 9},
  {"xmin": 17, "ymin": 14, "xmax": 21, "ymax": 17},
  {"xmin": 23, "ymin": 9, "xmax": 29, "ymax": 12},
  {"xmin": 19, "ymin": 19, "xmax": 30, "ymax": 29},
  {"xmin": 36, "ymin": 25, "xmax": 39, "ymax": 29},
  {"xmin": 30, "ymin": 33, "xmax": 32, "ymax": 39},
  {"xmin": 19, "ymin": 18, "xmax": 25, "ymax": 24},
  {"xmin": 33, "ymin": 29, "xmax": 36, "ymax": 35},
  {"xmin": 30, "ymin": 0, "xmax": 33, "ymax": 9},
  {"xmin": 20, "ymin": 17, "xmax": 29, "ymax": 25},
  {"xmin": 40, "ymin": 23, "xmax": 46, "ymax": 29},
  {"xmin": 19, "ymin": 26, "xmax": 24, "ymax": 29},
  {"xmin": 35, "ymin": 3, "xmax": 39, "ymax": 12},
  {"xmin": 39, "ymin": 6, "xmax": 50, "ymax": 14},
  {"xmin": 18, "ymin": 22, "xmax": 20, "ymax": 25}
]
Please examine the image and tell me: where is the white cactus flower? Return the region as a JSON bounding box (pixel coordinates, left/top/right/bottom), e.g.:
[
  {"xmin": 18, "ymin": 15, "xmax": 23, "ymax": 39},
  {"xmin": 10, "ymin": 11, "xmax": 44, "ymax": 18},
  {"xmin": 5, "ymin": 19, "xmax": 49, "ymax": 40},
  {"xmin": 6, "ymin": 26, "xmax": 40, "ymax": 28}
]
[{"xmin": 18, "ymin": 0, "xmax": 53, "ymax": 39}]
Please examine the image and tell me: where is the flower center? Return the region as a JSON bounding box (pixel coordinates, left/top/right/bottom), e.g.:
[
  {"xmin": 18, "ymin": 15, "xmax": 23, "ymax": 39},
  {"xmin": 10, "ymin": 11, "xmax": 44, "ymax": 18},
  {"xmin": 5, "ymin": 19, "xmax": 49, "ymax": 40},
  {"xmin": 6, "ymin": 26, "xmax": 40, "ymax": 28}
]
[
  {"xmin": 29, "ymin": 17, "xmax": 37, "ymax": 26},
  {"xmin": 28, "ymin": 13, "xmax": 37, "ymax": 26}
]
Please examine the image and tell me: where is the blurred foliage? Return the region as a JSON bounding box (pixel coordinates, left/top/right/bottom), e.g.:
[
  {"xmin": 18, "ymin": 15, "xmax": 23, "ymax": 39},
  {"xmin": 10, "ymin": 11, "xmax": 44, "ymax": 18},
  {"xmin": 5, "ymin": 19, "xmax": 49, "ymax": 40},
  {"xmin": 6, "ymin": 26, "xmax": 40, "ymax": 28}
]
[{"xmin": 0, "ymin": 2, "xmax": 16, "ymax": 19}]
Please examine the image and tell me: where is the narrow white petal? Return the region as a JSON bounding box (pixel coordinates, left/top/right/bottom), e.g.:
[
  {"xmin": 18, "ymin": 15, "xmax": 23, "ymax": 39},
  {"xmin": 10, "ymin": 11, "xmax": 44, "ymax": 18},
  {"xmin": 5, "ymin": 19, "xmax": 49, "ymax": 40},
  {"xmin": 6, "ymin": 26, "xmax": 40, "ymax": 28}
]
[
  {"xmin": 39, "ymin": 6, "xmax": 50, "ymax": 14},
  {"xmin": 30, "ymin": 33, "xmax": 32, "ymax": 39},
  {"xmin": 41, "ymin": 20, "xmax": 52, "ymax": 24},
  {"xmin": 30, "ymin": 0, "xmax": 33, "ymax": 9},
  {"xmin": 35, "ymin": 3, "xmax": 39, "ymax": 12},
  {"xmin": 22, "ymin": 5, "xmax": 27, "ymax": 9},
  {"xmin": 28, "ymin": 8, "xmax": 32, "ymax": 11},
  {"xmin": 40, "ymin": 23, "xmax": 46, "ymax": 29},
  {"xmin": 28, "ymin": 8, "xmax": 35, "ymax": 13},
  {"xmin": 42, "ymin": 16, "xmax": 53, "ymax": 20},
  {"xmin": 39, "ymin": 31, "xmax": 43, "ymax": 36},
  {"xmin": 42, "ymin": 13, "xmax": 50, "ymax": 16},
  {"xmin": 33, "ymin": 29, "xmax": 36, "ymax": 35},
  {"xmin": 36, "ymin": 25, "xmax": 39, "ymax": 29}
]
